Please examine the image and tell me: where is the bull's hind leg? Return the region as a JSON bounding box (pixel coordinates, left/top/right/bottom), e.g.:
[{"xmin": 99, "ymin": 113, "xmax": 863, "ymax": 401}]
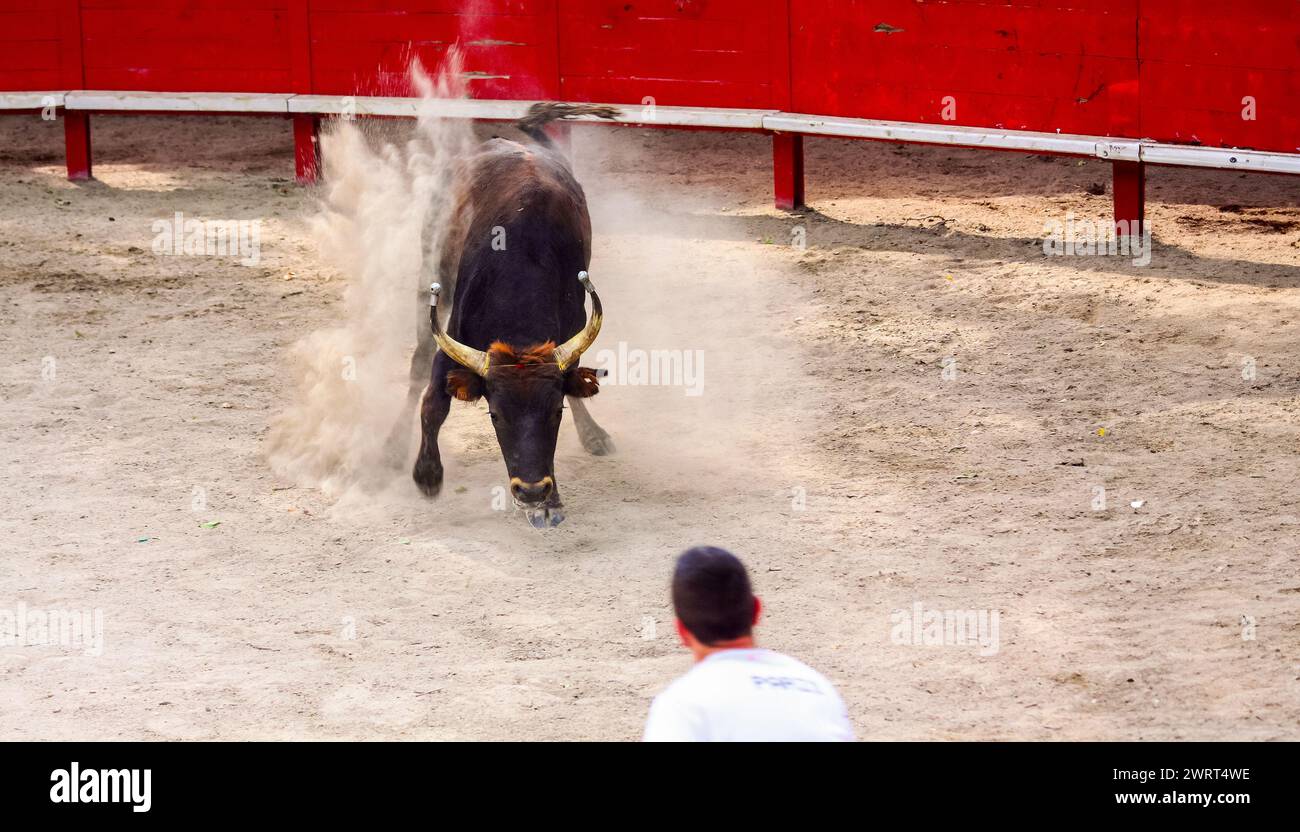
[
  {"xmin": 413, "ymin": 351, "xmax": 453, "ymax": 496},
  {"xmin": 567, "ymin": 395, "xmax": 615, "ymax": 456}
]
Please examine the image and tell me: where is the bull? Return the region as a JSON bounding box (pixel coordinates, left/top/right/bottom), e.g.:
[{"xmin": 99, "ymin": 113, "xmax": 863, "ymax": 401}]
[{"xmin": 395, "ymin": 102, "xmax": 619, "ymax": 527}]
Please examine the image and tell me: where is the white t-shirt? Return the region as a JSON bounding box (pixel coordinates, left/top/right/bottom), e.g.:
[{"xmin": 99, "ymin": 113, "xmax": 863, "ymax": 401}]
[{"xmin": 643, "ymin": 648, "xmax": 855, "ymax": 742}]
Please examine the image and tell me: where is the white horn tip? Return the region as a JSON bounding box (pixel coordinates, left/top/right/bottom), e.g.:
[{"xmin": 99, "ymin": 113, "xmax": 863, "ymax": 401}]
[
  {"xmin": 429, "ymin": 283, "xmax": 441, "ymax": 302},
  {"xmin": 577, "ymin": 271, "xmax": 593, "ymax": 291}
]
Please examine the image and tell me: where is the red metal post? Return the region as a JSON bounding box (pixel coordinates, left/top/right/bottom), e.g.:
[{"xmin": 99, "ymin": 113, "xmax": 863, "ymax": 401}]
[
  {"xmin": 59, "ymin": 0, "xmax": 90, "ymax": 181},
  {"xmin": 64, "ymin": 112, "xmax": 92, "ymax": 181},
  {"xmin": 294, "ymin": 114, "xmax": 320, "ymax": 184},
  {"xmin": 1112, "ymin": 160, "xmax": 1145, "ymax": 237},
  {"xmin": 773, "ymin": 132, "xmax": 804, "ymax": 211}
]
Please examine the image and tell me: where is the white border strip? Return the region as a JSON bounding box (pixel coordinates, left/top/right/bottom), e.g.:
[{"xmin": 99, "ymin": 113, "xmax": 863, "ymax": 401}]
[
  {"xmin": 766, "ymin": 112, "xmax": 1299, "ymax": 174},
  {"xmin": 764, "ymin": 112, "xmax": 1107, "ymax": 157},
  {"xmin": 1139, "ymin": 143, "xmax": 1300, "ymax": 175},
  {"xmin": 289, "ymin": 95, "xmax": 513, "ymax": 119},
  {"xmin": 31, "ymin": 90, "xmax": 1299, "ymax": 176},
  {"xmin": 65, "ymin": 91, "xmax": 291, "ymax": 113},
  {"xmin": 286, "ymin": 95, "xmax": 773, "ymax": 128},
  {"xmin": 0, "ymin": 91, "xmax": 65, "ymax": 109}
]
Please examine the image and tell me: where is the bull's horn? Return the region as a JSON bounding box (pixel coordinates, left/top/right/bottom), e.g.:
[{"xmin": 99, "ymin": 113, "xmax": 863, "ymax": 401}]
[
  {"xmin": 429, "ymin": 283, "xmax": 490, "ymax": 375},
  {"xmin": 553, "ymin": 271, "xmax": 603, "ymax": 371}
]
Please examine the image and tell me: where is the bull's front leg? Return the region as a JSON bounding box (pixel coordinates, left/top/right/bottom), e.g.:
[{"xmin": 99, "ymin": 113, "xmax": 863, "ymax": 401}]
[
  {"xmin": 567, "ymin": 395, "xmax": 615, "ymax": 456},
  {"xmin": 412, "ymin": 351, "xmax": 453, "ymax": 497},
  {"xmin": 381, "ymin": 321, "xmax": 436, "ymax": 470}
]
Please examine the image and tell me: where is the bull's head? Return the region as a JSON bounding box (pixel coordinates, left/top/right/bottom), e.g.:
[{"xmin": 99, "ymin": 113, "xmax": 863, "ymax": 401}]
[{"xmin": 429, "ymin": 273, "xmax": 602, "ymax": 527}]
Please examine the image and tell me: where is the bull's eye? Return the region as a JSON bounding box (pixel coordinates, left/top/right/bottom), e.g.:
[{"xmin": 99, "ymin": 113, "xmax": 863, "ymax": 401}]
[{"xmin": 489, "ymin": 411, "xmax": 499, "ymax": 423}]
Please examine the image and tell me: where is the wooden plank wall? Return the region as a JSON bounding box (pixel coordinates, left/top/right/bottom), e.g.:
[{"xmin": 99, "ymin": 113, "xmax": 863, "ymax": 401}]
[
  {"xmin": 0, "ymin": 0, "xmax": 64, "ymax": 90},
  {"xmin": 79, "ymin": 0, "xmax": 292, "ymax": 92},
  {"xmin": 556, "ymin": 0, "xmax": 783, "ymax": 108},
  {"xmin": 308, "ymin": 0, "xmax": 558, "ymax": 98},
  {"xmin": 1138, "ymin": 0, "xmax": 1299, "ymax": 151},
  {"xmin": 789, "ymin": 0, "xmax": 1141, "ymax": 136}
]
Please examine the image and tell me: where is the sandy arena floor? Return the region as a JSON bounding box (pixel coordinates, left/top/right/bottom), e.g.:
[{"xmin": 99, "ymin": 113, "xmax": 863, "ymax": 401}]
[{"xmin": 0, "ymin": 114, "xmax": 1297, "ymax": 740}]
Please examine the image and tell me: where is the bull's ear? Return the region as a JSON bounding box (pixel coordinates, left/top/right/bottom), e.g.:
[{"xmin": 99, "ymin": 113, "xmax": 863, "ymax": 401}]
[
  {"xmin": 445, "ymin": 369, "xmax": 484, "ymax": 402},
  {"xmin": 563, "ymin": 366, "xmax": 600, "ymax": 398}
]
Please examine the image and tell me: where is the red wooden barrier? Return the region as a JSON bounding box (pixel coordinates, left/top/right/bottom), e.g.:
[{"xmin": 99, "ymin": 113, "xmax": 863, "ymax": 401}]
[
  {"xmin": 0, "ymin": 2, "xmax": 61, "ymax": 90},
  {"xmin": 1, "ymin": 1, "xmax": 1296, "ymax": 219},
  {"xmin": 79, "ymin": 1, "xmax": 293, "ymax": 92},
  {"xmin": 790, "ymin": 0, "xmax": 1140, "ymax": 137},
  {"xmin": 286, "ymin": 0, "xmax": 541, "ymax": 98},
  {"xmin": 558, "ymin": 0, "xmax": 784, "ymax": 107},
  {"xmin": 1140, "ymin": 0, "xmax": 1300, "ymax": 150}
]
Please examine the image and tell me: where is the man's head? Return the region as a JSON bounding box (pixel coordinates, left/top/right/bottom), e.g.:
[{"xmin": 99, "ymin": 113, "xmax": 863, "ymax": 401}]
[{"xmin": 671, "ymin": 546, "xmax": 762, "ymax": 658}]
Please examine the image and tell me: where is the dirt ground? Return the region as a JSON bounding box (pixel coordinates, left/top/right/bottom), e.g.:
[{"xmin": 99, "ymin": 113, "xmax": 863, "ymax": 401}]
[{"xmin": 1, "ymin": 113, "xmax": 1297, "ymax": 740}]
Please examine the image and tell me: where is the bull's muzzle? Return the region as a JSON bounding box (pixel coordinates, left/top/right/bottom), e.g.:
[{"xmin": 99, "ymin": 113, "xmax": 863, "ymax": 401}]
[{"xmin": 510, "ymin": 476, "xmax": 555, "ymax": 505}]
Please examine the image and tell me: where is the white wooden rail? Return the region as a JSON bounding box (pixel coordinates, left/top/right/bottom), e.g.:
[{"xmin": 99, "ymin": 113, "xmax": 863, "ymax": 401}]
[{"xmin": 4, "ymin": 90, "xmax": 1296, "ymax": 223}]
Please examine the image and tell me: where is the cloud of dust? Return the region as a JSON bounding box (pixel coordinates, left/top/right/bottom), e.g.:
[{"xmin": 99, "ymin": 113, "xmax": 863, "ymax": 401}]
[
  {"xmin": 561, "ymin": 128, "xmax": 810, "ymax": 501},
  {"xmin": 266, "ymin": 55, "xmax": 475, "ymax": 498}
]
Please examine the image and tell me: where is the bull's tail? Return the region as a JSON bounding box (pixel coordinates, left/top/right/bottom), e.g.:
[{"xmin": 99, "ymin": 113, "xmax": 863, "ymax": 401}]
[{"xmin": 516, "ymin": 102, "xmax": 620, "ymax": 147}]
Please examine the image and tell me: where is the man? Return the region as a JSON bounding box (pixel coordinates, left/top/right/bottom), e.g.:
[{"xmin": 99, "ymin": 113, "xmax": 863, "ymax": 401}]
[{"xmin": 643, "ymin": 546, "xmax": 855, "ymax": 742}]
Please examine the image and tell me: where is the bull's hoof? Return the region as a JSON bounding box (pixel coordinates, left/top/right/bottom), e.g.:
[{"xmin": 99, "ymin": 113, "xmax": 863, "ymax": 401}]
[
  {"xmin": 579, "ymin": 428, "xmax": 616, "ymax": 456},
  {"xmin": 523, "ymin": 505, "xmax": 565, "ymax": 528},
  {"xmin": 412, "ymin": 459, "xmax": 443, "ymax": 498}
]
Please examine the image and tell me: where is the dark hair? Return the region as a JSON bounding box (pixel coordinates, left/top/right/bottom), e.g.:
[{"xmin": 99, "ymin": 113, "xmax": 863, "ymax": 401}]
[{"xmin": 671, "ymin": 546, "xmax": 756, "ymax": 645}]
